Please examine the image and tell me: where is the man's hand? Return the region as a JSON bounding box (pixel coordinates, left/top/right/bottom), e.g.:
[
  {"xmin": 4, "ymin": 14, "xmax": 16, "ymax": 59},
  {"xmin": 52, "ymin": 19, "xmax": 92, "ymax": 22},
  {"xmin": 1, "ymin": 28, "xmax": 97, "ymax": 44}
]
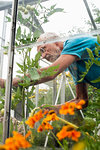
[
  {"xmin": 40, "ymin": 97, "xmax": 88, "ymax": 115},
  {"xmin": 0, "ymin": 78, "xmax": 5, "ymax": 88},
  {"xmin": 40, "ymin": 104, "xmax": 62, "ymax": 114},
  {"xmin": 0, "ymin": 77, "xmax": 21, "ymax": 88},
  {"xmin": 66, "ymin": 98, "xmax": 88, "ymax": 108}
]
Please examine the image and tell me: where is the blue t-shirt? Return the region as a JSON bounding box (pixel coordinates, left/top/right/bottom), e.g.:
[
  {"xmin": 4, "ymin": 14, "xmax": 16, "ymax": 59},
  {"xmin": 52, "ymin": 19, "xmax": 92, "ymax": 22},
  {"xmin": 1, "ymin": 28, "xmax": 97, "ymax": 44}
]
[{"xmin": 61, "ymin": 35, "xmax": 100, "ymax": 89}]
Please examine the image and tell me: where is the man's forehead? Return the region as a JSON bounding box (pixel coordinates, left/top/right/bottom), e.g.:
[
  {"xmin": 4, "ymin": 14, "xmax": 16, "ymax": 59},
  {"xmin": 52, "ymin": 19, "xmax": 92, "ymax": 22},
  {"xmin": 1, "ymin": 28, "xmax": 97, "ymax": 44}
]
[{"xmin": 37, "ymin": 44, "xmax": 45, "ymax": 51}]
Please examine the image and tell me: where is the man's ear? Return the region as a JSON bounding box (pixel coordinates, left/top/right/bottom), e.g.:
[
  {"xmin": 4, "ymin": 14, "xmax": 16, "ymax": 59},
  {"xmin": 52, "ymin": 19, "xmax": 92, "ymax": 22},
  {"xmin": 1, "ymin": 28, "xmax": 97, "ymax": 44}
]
[{"xmin": 55, "ymin": 42, "xmax": 63, "ymax": 51}]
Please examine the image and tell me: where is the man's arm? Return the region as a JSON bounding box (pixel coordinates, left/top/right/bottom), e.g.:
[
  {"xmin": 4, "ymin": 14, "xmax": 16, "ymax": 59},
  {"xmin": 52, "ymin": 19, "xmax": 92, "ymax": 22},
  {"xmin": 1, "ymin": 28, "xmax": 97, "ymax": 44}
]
[
  {"xmin": 13, "ymin": 54, "xmax": 77, "ymax": 86},
  {"xmin": 42, "ymin": 82, "xmax": 88, "ymax": 113},
  {"xmin": 0, "ymin": 54, "xmax": 77, "ymax": 88},
  {"xmin": 68, "ymin": 82, "xmax": 88, "ymax": 107},
  {"xmin": 76, "ymin": 83, "xmax": 88, "ymax": 101},
  {"xmin": 33, "ymin": 54, "xmax": 78, "ymax": 84}
]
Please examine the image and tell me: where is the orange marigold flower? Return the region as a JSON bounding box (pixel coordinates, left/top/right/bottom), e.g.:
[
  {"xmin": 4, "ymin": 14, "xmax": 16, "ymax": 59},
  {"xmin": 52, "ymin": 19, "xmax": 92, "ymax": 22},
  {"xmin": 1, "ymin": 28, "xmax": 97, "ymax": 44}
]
[
  {"xmin": 5, "ymin": 137, "xmax": 14, "ymax": 145},
  {"xmin": 2, "ymin": 131, "xmax": 31, "ymax": 150},
  {"xmin": 25, "ymin": 130, "xmax": 32, "ymax": 139},
  {"xmin": 68, "ymin": 102, "xmax": 76, "ymax": 115},
  {"xmin": 33, "ymin": 109, "xmax": 44, "ymax": 122},
  {"xmin": 25, "ymin": 117, "xmax": 35, "ymax": 128},
  {"xmin": 48, "ymin": 110, "xmax": 55, "ymax": 114},
  {"xmin": 0, "ymin": 145, "xmax": 5, "ymax": 150},
  {"xmin": 37, "ymin": 125, "xmax": 43, "ymax": 132},
  {"xmin": 59, "ymin": 103, "xmax": 69, "ymax": 115},
  {"xmin": 13, "ymin": 131, "xmax": 31, "ymax": 148},
  {"xmin": 70, "ymin": 130, "xmax": 81, "ymax": 142},
  {"xmin": 64, "ymin": 125, "xmax": 74, "ymax": 131},
  {"xmin": 56, "ymin": 126, "xmax": 81, "ymax": 142},
  {"xmin": 43, "ymin": 110, "xmax": 59, "ymax": 122},
  {"xmin": 76, "ymin": 100, "xmax": 86, "ymax": 109},
  {"xmin": 56, "ymin": 126, "xmax": 71, "ymax": 140},
  {"xmin": 42, "ymin": 121, "xmax": 53, "ymax": 130},
  {"xmin": 59, "ymin": 100, "xmax": 86, "ymax": 115},
  {"xmin": 37, "ymin": 121, "xmax": 53, "ymax": 132},
  {"xmin": 59, "ymin": 102, "xmax": 76, "ymax": 115},
  {"xmin": 56, "ymin": 126, "xmax": 68, "ymax": 140},
  {"xmin": 43, "ymin": 110, "xmax": 49, "ymax": 115},
  {"xmin": 25, "ymin": 109, "xmax": 44, "ymax": 128}
]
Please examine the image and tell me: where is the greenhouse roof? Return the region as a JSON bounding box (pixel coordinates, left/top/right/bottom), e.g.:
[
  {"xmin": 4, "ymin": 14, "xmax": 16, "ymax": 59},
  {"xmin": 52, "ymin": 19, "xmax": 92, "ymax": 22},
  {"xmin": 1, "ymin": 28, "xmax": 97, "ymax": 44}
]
[{"xmin": 0, "ymin": 0, "xmax": 48, "ymax": 11}]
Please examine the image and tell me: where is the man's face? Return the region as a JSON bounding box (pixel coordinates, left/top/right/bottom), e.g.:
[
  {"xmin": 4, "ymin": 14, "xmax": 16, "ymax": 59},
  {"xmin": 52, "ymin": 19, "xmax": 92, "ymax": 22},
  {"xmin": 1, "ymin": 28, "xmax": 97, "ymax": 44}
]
[{"xmin": 37, "ymin": 43, "xmax": 61, "ymax": 62}]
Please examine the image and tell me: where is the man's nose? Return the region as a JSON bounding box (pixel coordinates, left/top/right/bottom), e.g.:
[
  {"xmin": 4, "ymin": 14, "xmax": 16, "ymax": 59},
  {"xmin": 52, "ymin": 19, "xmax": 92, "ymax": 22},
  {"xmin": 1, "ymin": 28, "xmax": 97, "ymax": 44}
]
[{"xmin": 41, "ymin": 52, "xmax": 46, "ymax": 58}]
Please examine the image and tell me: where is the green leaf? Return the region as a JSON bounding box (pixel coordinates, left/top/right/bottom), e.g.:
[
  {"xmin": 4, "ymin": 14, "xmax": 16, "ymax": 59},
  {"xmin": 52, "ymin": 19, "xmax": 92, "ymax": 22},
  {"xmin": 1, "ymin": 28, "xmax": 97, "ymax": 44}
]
[
  {"xmin": 27, "ymin": 32, "xmax": 32, "ymax": 39},
  {"xmin": 96, "ymin": 89, "xmax": 100, "ymax": 92},
  {"xmin": 27, "ymin": 56, "xmax": 31, "ymax": 66},
  {"xmin": 43, "ymin": 17, "xmax": 49, "ymax": 23},
  {"xmin": 6, "ymin": 16, "xmax": 11, "ymax": 22},
  {"xmin": 28, "ymin": 86, "xmax": 35, "ymax": 95},
  {"xmin": 91, "ymin": 77, "xmax": 100, "ymax": 83},
  {"xmin": 18, "ymin": 82, "xmax": 30, "ymax": 87},
  {"xmin": 31, "ymin": 59, "xmax": 35, "ymax": 66},
  {"xmin": 39, "ymin": 3, "xmax": 43, "ymax": 9},
  {"xmin": 42, "ymin": 104, "xmax": 56, "ymax": 108},
  {"xmin": 93, "ymin": 58, "xmax": 100, "ymax": 66},
  {"xmin": 85, "ymin": 61, "xmax": 90, "ymax": 70},
  {"xmin": 47, "ymin": 8, "xmax": 64, "ymax": 17},
  {"xmin": 26, "ymin": 99, "xmax": 34, "ymax": 110},
  {"xmin": 86, "ymin": 48, "xmax": 94, "ymax": 59},
  {"xmin": 16, "ymin": 87, "xmax": 22, "ymax": 96},
  {"xmin": 16, "ymin": 63, "xmax": 24, "ymax": 72},
  {"xmin": 29, "ymin": 68, "xmax": 40, "ymax": 80},
  {"xmin": 50, "ymin": 4, "xmax": 56, "ymax": 10},
  {"xmin": 95, "ymin": 43, "xmax": 100, "ymax": 49},
  {"xmin": 16, "ymin": 26, "xmax": 21, "ymax": 40},
  {"xmin": 78, "ymin": 59, "xmax": 93, "ymax": 83},
  {"xmin": 35, "ymin": 51, "xmax": 41, "ymax": 63},
  {"xmin": 41, "ymin": 65, "xmax": 59, "ymax": 78},
  {"xmin": 0, "ymin": 103, "xmax": 4, "ymax": 110},
  {"xmin": 33, "ymin": 30, "xmax": 41, "ymax": 39},
  {"xmin": 2, "ymin": 46, "xmax": 9, "ymax": 50},
  {"xmin": 33, "ymin": 8, "xmax": 39, "ymax": 16},
  {"xmin": 54, "ymin": 8, "xmax": 64, "ymax": 12},
  {"xmin": 97, "ymin": 35, "xmax": 100, "ymax": 44},
  {"xmin": 24, "ymin": 75, "xmax": 31, "ymax": 83},
  {"xmin": 18, "ymin": 12, "xmax": 23, "ymax": 24},
  {"xmin": 94, "ymin": 48, "xmax": 99, "ymax": 57},
  {"xmin": 16, "ymin": 70, "xmax": 23, "ymax": 74},
  {"xmin": 46, "ymin": 65, "xmax": 59, "ymax": 72}
]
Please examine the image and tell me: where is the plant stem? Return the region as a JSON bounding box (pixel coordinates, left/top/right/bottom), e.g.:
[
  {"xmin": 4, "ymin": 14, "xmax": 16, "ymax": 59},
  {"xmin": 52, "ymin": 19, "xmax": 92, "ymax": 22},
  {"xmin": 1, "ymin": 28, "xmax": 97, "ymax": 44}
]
[
  {"xmin": 50, "ymin": 131, "xmax": 65, "ymax": 150},
  {"xmin": 22, "ymin": 87, "xmax": 25, "ymax": 118},
  {"xmin": 58, "ymin": 117, "xmax": 79, "ymax": 129}
]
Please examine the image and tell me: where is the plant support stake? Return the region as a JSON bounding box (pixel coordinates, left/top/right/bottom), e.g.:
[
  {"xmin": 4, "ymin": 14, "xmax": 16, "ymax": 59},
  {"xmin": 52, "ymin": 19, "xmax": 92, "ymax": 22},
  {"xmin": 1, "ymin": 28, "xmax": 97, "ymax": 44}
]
[{"xmin": 3, "ymin": 0, "xmax": 18, "ymax": 143}]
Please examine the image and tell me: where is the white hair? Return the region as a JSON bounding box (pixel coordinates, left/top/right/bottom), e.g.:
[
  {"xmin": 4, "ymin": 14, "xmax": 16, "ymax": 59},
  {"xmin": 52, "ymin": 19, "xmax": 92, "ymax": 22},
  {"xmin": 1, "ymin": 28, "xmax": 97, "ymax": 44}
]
[{"xmin": 37, "ymin": 32, "xmax": 59, "ymax": 42}]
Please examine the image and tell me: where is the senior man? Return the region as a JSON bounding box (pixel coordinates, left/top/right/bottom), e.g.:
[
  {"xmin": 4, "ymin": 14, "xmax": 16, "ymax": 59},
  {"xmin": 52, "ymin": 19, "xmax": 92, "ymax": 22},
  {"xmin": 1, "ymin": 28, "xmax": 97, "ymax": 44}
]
[{"xmin": 0, "ymin": 32, "xmax": 100, "ymax": 110}]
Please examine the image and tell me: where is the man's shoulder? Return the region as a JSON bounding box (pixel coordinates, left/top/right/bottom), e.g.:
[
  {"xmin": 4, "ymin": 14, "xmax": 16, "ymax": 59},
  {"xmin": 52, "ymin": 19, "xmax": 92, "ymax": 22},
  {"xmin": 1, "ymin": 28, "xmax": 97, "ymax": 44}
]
[{"xmin": 64, "ymin": 35, "xmax": 96, "ymax": 45}]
